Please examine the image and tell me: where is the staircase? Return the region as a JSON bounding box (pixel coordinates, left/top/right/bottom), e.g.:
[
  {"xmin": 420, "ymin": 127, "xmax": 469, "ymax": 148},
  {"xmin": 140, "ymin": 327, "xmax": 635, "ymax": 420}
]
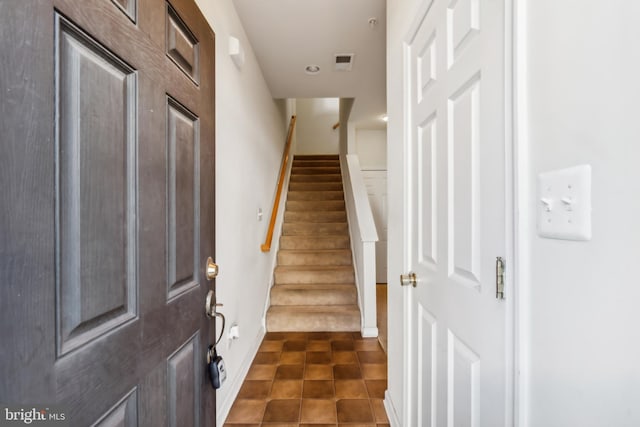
[{"xmin": 266, "ymin": 155, "xmax": 361, "ymax": 332}]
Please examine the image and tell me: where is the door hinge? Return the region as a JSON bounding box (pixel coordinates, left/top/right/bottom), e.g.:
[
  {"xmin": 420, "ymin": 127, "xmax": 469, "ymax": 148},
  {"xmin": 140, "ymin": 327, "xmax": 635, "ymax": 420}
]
[{"xmin": 496, "ymin": 257, "xmax": 505, "ymax": 300}]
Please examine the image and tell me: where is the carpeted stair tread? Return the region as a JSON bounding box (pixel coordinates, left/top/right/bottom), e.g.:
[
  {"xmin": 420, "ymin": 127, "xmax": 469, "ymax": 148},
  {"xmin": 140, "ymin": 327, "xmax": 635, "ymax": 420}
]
[
  {"xmin": 286, "ymin": 199, "xmax": 345, "ymax": 210},
  {"xmin": 274, "ymin": 265, "xmax": 355, "ymax": 284},
  {"xmin": 287, "ymin": 190, "xmax": 344, "ymax": 201},
  {"xmin": 266, "ymin": 305, "xmax": 360, "ymax": 332},
  {"xmin": 291, "ymin": 166, "xmax": 341, "ymax": 175},
  {"xmin": 289, "ymin": 174, "xmax": 342, "ymax": 183},
  {"xmin": 268, "ymin": 304, "xmax": 360, "ymax": 313},
  {"xmin": 288, "ymin": 182, "xmax": 343, "ymax": 191},
  {"xmin": 292, "ymin": 160, "xmax": 340, "ymax": 168},
  {"xmin": 278, "ymin": 248, "xmax": 352, "ymax": 266},
  {"xmin": 284, "ymin": 210, "xmax": 347, "ymax": 223},
  {"xmin": 275, "ymin": 265, "xmax": 355, "ymax": 271},
  {"xmin": 280, "ymin": 235, "xmax": 350, "ymax": 250},
  {"xmin": 270, "ymin": 284, "xmax": 357, "ymax": 305},
  {"xmin": 286, "ymin": 200, "xmax": 345, "ymax": 211},
  {"xmin": 282, "ymin": 222, "xmax": 348, "ymax": 236},
  {"xmin": 271, "ymin": 282, "xmax": 356, "ymax": 288}
]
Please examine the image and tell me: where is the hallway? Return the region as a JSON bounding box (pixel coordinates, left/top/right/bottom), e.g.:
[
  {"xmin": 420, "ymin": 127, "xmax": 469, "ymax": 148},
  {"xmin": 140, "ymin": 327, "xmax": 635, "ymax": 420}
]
[{"xmin": 223, "ymin": 332, "xmax": 389, "ymax": 426}]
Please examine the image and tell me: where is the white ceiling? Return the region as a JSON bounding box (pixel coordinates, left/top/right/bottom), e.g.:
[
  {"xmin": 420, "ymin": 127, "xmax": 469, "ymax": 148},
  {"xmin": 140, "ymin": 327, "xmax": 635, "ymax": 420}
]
[{"xmin": 232, "ymin": 0, "xmax": 387, "ymax": 129}]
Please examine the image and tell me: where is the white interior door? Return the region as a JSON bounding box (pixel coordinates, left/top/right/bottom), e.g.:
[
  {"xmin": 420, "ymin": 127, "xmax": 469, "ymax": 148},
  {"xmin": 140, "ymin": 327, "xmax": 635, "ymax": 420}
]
[
  {"xmin": 363, "ymin": 170, "xmax": 388, "ymax": 283},
  {"xmin": 402, "ymin": 0, "xmax": 511, "ymax": 425}
]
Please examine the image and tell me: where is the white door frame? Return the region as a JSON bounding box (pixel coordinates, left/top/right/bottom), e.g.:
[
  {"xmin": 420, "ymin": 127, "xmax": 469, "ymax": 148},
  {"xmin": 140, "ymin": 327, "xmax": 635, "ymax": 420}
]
[
  {"xmin": 512, "ymin": 0, "xmax": 530, "ymax": 426},
  {"xmin": 397, "ymin": 0, "xmax": 523, "ymax": 425}
]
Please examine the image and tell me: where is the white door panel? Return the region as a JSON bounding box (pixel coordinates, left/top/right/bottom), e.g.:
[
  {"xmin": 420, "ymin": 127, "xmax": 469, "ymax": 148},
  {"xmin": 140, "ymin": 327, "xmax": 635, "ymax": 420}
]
[{"xmin": 403, "ymin": 0, "xmax": 511, "ymax": 425}]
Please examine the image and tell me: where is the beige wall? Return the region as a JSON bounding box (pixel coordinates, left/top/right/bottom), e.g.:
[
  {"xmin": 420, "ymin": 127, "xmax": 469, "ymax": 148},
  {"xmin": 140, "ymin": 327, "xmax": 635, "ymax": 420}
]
[
  {"xmin": 356, "ymin": 129, "xmax": 387, "ymax": 170},
  {"xmin": 194, "ymin": 1, "xmax": 288, "ymax": 423},
  {"xmin": 295, "ymin": 98, "xmax": 340, "ymax": 154}
]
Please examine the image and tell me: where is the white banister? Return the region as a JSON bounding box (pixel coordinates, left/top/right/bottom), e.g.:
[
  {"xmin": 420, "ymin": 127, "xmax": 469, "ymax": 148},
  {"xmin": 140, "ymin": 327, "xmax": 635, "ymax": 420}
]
[{"xmin": 341, "ymin": 154, "xmax": 379, "ymax": 337}]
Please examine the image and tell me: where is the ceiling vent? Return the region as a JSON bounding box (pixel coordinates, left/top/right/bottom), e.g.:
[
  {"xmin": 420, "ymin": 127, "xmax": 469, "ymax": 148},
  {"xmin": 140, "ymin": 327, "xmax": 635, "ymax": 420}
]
[{"xmin": 334, "ymin": 53, "xmax": 355, "ymax": 71}]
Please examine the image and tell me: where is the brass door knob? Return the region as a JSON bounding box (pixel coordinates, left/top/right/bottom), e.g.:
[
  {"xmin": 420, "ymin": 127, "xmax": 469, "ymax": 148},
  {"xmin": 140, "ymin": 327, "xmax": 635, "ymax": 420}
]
[{"xmin": 400, "ymin": 272, "xmax": 417, "ymax": 287}]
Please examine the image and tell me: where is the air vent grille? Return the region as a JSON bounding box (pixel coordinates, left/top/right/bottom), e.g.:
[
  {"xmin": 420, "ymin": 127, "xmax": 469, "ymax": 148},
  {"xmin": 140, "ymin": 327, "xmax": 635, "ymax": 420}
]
[{"xmin": 334, "ymin": 53, "xmax": 354, "ymax": 71}]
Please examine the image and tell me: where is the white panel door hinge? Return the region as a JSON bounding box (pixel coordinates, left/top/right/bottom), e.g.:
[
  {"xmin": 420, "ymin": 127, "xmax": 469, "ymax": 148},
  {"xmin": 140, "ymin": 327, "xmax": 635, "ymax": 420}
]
[{"xmin": 496, "ymin": 257, "xmax": 505, "ymax": 300}]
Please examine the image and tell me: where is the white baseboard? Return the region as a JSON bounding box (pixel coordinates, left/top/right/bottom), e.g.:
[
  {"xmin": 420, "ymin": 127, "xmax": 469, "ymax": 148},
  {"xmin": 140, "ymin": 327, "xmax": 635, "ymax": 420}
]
[
  {"xmin": 216, "ymin": 325, "xmax": 265, "ymax": 427},
  {"xmin": 361, "ymin": 326, "xmax": 379, "ymax": 337},
  {"xmin": 384, "ymin": 389, "xmax": 401, "ymax": 427}
]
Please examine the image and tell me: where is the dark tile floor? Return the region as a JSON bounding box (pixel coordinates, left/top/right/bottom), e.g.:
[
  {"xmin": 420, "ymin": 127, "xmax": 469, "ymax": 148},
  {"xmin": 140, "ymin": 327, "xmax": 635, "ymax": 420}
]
[{"xmin": 224, "ymin": 331, "xmax": 390, "ymax": 426}]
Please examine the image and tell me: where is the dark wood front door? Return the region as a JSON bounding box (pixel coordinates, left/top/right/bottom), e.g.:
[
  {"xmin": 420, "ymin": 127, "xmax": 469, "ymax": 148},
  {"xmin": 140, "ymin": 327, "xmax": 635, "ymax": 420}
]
[{"xmin": 0, "ymin": 0, "xmax": 216, "ymax": 424}]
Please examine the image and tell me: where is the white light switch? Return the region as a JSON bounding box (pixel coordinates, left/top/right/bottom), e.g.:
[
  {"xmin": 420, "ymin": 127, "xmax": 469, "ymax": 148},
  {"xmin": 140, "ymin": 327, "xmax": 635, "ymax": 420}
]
[{"xmin": 537, "ymin": 165, "xmax": 591, "ymax": 241}]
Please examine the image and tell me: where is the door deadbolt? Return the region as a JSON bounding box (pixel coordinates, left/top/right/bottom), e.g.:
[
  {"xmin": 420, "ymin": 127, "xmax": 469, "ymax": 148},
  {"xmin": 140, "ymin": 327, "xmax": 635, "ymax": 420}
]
[{"xmin": 205, "ymin": 257, "xmax": 219, "ymax": 280}]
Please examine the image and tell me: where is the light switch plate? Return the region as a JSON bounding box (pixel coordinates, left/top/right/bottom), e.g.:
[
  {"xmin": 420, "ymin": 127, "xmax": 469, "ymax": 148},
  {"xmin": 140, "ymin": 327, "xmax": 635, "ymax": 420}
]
[{"xmin": 537, "ymin": 165, "xmax": 592, "ymax": 241}]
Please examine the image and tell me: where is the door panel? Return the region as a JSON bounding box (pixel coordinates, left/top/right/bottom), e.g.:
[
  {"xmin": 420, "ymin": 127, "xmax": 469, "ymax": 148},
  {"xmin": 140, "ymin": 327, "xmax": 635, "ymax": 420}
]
[
  {"xmin": 112, "ymin": 0, "xmax": 137, "ymax": 23},
  {"xmin": 447, "ymin": 330, "xmax": 480, "ymax": 427},
  {"xmin": 56, "ymin": 13, "xmax": 139, "ymax": 356},
  {"xmin": 448, "ymin": 74, "xmax": 481, "ymax": 288},
  {"xmin": 167, "ymin": 96, "xmax": 200, "ymax": 301},
  {"xmin": 404, "ymin": 0, "xmax": 509, "ymax": 425},
  {"xmin": 1, "ymin": 0, "xmax": 216, "ymax": 424},
  {"xmin": 447, "ymin": 0, "xmax": 480, "ymax": 68},
  {"xmin": 166, "ymin": 3, "xmax": 200, "ymax": 84},
  {"xmin": 416, "ymin": 305, "xmax": 437, "ymax": 427},
  {"xmin": 416, "ymin": 114, "xmax": 437, "ymax": 268},
  {"xmin": 94, "ymin": 389, "xmax": 139, "ymax": 426},
  {"xmin": 167, "ymin": 333, "xmax": 200, "ymax": 427}
]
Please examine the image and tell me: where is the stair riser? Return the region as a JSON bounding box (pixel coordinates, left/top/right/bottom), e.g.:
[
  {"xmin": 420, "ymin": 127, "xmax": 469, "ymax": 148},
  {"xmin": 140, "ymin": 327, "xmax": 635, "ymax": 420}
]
[
  {"xmin": 292, "ymin": 167, "xmax": 341, "ymax": 175},
  {"xmin": 292, "ymin": 160, "xmax": 340, "ymax": 168},
  {"xmin": 283, "ymin": 223, "xmax": 349, "ymax": 236},
  {"xmin": 287, "ymin": 191, "xmax": 344, "ymax": 201},
  {"xmin": 289, "ymin": 174, "xmax": 341, "ymax": 183},
  {"xmin": 270, "ymin": 287, "xmax": 357, "ymax": 305},
  {"xmin": 266, "ymin": 310, "xmax": 360, "ymax": 332},
  {"xmin": 288, "ymin": 182, "xmax": 343, "ymax": 191},
  {"xmin": 275, "ymin": 269, "xmax": 355, "ymax": 284},
  {"xmin": 284, "ymin": 211, "xmax": 347, "ymax": 223},
  {"xmin": 286, "ymin": 200, "xmax": 345, "ymax": 211},
  {"xmin": 278, "ymin": 251, "xmax": 352, "ymax": 266},
  {"xmin": 294, "ymin": 155, "xmax": 339, "ymax": 161},
  {"xmin": 279, "ymin": 236, "xmax": 350, "ymax": 250}
]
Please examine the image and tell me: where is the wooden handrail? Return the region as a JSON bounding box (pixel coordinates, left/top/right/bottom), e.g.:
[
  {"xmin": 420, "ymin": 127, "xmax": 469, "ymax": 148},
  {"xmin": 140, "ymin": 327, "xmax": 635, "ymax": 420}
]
[{"xmin": 261, "ymin": 115, "xmax": 297, "ymax": 252}]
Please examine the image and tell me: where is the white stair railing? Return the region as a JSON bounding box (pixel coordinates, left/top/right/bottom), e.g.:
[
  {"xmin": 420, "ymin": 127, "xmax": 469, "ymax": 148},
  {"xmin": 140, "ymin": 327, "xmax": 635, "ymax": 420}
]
[{"xmin": 341, "ymin": 154, "xmax": 379, "ymax": 337}]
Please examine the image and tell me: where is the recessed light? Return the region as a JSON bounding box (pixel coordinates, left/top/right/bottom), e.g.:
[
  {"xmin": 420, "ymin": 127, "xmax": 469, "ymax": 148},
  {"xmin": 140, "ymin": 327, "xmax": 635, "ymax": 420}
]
[{"xmin": 305, "ymin": 65, "xmax": 320, "ymax": 75}]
